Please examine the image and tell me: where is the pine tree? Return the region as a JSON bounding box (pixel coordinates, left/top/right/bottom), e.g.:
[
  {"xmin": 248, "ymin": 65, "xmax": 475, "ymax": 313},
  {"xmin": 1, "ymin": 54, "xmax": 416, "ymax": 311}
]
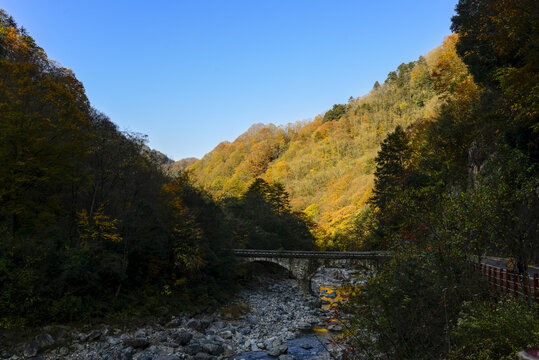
[
  {"xmin": 370, "ymin": 125, "xmax": 411, "ymax": 213},
  {"xmin": 267, "ymin": 182, "xmax": 290, "ymax": 215}
]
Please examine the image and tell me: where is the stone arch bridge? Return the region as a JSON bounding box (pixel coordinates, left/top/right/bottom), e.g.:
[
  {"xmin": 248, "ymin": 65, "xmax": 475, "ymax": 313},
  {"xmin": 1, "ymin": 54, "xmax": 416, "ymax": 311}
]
[{"xmin": 232, "ymin": 249, "xmax": 392, "ymax": 294}]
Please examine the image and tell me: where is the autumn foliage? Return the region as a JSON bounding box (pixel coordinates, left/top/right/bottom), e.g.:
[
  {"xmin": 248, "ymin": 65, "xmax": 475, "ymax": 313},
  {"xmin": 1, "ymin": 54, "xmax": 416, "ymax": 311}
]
[
  {"xmin": 0, "ymin": 10, "xmax": 238, "ymax": 327},
  {"xmin": 183, "ymin": 42, "xmax": 458, "ymax": 248}
]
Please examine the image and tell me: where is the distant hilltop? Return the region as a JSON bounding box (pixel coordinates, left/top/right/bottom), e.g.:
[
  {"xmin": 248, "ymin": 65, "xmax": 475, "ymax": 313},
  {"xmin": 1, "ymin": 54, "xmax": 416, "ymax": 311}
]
[
  {"xmin": 141, "ymin": 145, "xmax": 175, "ymax": 166},
  {"xmin": 169, "ymin": 157, "xmax": 199, "ymax": 173}
]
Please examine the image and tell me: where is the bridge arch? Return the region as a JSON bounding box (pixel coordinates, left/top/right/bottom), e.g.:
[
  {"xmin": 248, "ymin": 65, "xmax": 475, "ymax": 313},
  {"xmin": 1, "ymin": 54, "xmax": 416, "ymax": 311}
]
[
  {"xmin": 233, "ymin": 250, "xmax": 391, "ymax": 294},
  {"xmin": 236, "ymin": 258, "xmax": 295, "ymax": 276},
  {"xmin": 235, "ymin": 256, "xmax": 316, "ymax": 293}
]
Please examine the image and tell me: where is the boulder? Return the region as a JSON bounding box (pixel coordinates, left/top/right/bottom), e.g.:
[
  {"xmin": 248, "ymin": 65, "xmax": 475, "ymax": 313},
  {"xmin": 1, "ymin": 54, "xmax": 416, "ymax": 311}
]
[
  {"xmin": 158, "ymin": 306, "xmax": 170, "ymax": 318},
  {"xmin": 238, "ymin": 328, "xmax": 250, "ymax": 335},
  {"xmin": 194, "ymin": 353, "xmax": 214, "ymax": 360},
  {"xmin": 108, "ymin": 350, "xmax": 133, "ymax": 360},
  {"xmin": 213, "ymin": 335, "xmax": 225, "ymax": 343},
  {"xmin": 171, "ymin": 330, "xmax": 193, "ymax": 346},
  {"xmin": 58, "ymin": 347, "xmax": 69, "ymax": 356},
  {"xmin": 23, "ymin": 333, "xmax": 54, "ymax": 357},
  {"xmin": 134, "ymin": 329, "xmax": 147, "ymax": 338},
  {"xmin": 184, "ymin": 344, "xmax": 204, "ymax": 355},
  {"xmin": 107, "ymin": 336, "xmax": 122, "ymax": 345},
  {"xmin": 268, "ymin": 348, "xmax": 280, "ymax": 357},
  {"xmin": 279, "ymin": 355, "xmax": 295, "ymax": 360},
  {"xmin": 154, "ymin": 355, "xmax": 182, "ymax": 360},
  {"xmin": 156, "ymin": 345, "xmax": 175, "ymax": 354},
  {"xmin": 200, "ymin": 319, "xmax": 212, "ymax": 331},
  {"xmin": 23, "ymin": 340, "xmax": 40, "ymax": 358},
  {"xmin": 123, "ymin": 337, "xmax": 150, "ymax": 349},
  {"xmin": 268, "ymin": 344, "xmax": 288, "ymax": 356},
  {"xmin": 87, "ymin": 329, "xmax": 103, "ymax": 341},
  {"xmin": 157, "ymin": 334, "xmax": 168, "ymax": 343},
  {"xmin": 166, "ymin": 318, "xmax": 182, "ymax": 327},
  {"xmin": 212, "ymin": 321, "xmax": 225, "ymax": 329},
  {"xmin": 136, "ymin": 355, "xmax": 154, "ymax": 360},
  {"xmin": 202, "ymin": 342, "xmax": 224, "ymax": 356},
  {"xmin": 327, "ymin": 324, "xmax": 343, "ymax": 332},
  {"xmin": 285, "ymin": 332, "xmax": 296, "ymax": 340},
  {"xmin": 186, "ymin": 319, "xmax": 204, "ymax": 332},
  {"xmin": 296, "ymin": 321, "xmax": 311, "ymax": 330},
  {"xmin": 35, "ymin": 333, "xmax": 54, "ymax": 348}
]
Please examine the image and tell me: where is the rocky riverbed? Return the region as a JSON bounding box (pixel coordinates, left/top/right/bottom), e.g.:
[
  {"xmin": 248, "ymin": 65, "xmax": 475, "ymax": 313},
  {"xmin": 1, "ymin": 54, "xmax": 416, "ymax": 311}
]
[{"xmin": 1, "ymin": 268, "xmax": 370, "ymax": 360}]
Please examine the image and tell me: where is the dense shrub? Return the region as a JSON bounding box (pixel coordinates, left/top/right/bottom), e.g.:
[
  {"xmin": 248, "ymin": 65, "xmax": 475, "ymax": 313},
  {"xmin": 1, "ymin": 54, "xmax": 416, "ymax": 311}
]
[
  {"xmin": 450, "ymin": 296, "xmax": 539, "ymax": 360},
  {"xmin": 342, "ymin": 250, "xmax": 488, "ymax": 359}
]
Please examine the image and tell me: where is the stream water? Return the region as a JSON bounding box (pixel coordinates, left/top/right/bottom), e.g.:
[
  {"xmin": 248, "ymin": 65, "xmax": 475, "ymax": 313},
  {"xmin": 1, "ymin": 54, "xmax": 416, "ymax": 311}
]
[{"xmin": 232, "ymin": 333, "xmax": 331, "ymax": 360}]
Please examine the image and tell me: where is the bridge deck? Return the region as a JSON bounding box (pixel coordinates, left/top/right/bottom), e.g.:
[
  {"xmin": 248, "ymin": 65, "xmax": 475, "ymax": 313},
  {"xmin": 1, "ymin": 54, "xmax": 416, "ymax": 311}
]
[{"xmin": 231, "ymin": 249, "xmax": 392, "ymax": 259}]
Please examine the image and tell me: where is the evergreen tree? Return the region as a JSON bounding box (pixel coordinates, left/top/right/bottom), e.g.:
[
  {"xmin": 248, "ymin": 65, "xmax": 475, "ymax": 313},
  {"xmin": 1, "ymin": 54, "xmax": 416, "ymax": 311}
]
[
  {"xmin": 267, "ymin": 182, "xmax": 290, "ymax": 215},
  {"xmin": 370, "ymin": 125, "xmax": 411, "ymax": 213},
  {"xmin": 322, "ymin": 104, "xmax": 346, "ymax": 123}
]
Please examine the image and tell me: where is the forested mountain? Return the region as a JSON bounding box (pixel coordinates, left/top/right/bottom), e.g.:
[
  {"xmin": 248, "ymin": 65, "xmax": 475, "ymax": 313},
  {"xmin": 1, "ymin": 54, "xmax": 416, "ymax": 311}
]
[
  {"xmin": 0, "ymin": 9, "xmax": 313, "ymax": 327},
  {"xmin": 181, "ymin": 37, "xmax": 465, "ymax": 248},
  {"xmin": 167, "ymin": 157, "xmax": 198, "ymax": 174},
  {"xmin": 141, "ymin": 145, "xmax": 175, "ymax": 166},
  {"xmin": 1, "ymin": 1, "xmax": 537, "ymax": 356},
  {"xmin": 336, "ymin": 0, "xmax": 539, "ymax": 358}
]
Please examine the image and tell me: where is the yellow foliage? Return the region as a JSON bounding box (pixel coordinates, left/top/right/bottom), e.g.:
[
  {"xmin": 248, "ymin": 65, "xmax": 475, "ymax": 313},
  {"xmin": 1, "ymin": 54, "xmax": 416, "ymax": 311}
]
[
  {"xmin": 430, "ymin": 34, "xmax": 479, "ymax": 102},
  {"xmin": 357, "ymin": 186, "xmax": 373, "ymax": 207},
  {"xmin": 77, "ymin": 204, "xmax": 122, "ymax": 247},
  {"xmin": 3, "ymin": 27, "xmax": 30, "ymax": 55},
  {"xmin": 304, "ymin": 204, "xmax": 320, "ymax": 220},
  {"xmin": 162, "ymin": 180, "xmax": 207, "ymax": 272},
  {"xmin": 182, "ymin": 37, "xmax": 462, "ymax": 237},
  {"xmin": 267, "ymin": 160, "xmax": 292, "ymax": 181},
  {"xmin": 313, "ymin": 121, "xmax": 336, "ymax": 140}
]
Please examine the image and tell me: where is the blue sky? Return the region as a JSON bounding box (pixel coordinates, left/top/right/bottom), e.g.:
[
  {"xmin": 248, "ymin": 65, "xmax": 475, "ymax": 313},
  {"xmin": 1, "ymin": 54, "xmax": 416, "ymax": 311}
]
[{"xmin": 2, "ymin": 0, "xmax": 458, "ymax": 160}]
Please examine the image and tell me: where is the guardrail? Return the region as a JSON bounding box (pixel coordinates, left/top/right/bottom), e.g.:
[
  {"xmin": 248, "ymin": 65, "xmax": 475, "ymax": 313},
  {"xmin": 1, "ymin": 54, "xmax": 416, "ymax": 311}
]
[{"xmin": 472, "ymin": 261, "xmax": 539, "ymax": 303}]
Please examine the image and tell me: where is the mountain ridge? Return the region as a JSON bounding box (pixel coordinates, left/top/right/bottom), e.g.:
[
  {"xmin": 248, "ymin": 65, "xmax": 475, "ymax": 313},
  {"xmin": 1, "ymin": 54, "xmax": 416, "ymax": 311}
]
[{"xmin": 172, "ymin": 36, "xmax": 463, "ymax": 246}]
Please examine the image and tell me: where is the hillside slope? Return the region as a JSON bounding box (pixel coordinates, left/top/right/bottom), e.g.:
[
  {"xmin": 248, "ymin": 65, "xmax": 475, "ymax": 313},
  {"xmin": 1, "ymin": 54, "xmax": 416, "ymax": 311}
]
[{"xmin": 181, "ymin": 37, "xmax": 461, "ymax": 246}]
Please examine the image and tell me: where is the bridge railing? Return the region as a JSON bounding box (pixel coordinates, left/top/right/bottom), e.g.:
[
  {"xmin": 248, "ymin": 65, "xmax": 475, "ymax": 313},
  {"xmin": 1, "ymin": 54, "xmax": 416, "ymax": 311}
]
[{"xmin": 230, "ymin": 249, "xmax": 393, "ymax": 259}]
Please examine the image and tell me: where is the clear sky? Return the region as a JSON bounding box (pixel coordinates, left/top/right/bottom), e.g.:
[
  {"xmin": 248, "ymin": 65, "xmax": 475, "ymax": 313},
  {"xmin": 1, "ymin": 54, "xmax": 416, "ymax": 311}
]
[{"xmin": 2, "ymin": 0, "xmax": 458, "ymax": 160}]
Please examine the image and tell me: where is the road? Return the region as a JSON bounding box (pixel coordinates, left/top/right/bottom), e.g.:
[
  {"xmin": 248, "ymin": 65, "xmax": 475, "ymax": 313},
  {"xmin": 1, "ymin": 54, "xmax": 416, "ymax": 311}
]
[{"xmin": 482, "ymin": 256, "xmax": 539, "ymax": 277}]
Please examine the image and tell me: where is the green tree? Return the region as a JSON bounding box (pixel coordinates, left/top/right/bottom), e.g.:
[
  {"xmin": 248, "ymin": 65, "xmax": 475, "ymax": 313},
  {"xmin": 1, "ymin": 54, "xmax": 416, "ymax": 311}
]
[
  {"xmin": 442, "ymin": 147, "xmax": 539, "ymax": 268},
  {"xmin": 225, "ymin": 178, "xmax": 314, "ymax": 250},
  {"xmin": 450, "ymin": 297, "xmax": 539, "ymax": 360},
  {"xmin": 370, "ymin": 125, "xmax": 412, "ymax": 215},
  {"xmin": 322, "ymin": 104, "xmax": 346, "ymax": 123},
  {"xmin": 267, "ymin": 182, "xmax": 290, "ymax": 215},
  {"xmin": 451, "ymin": 0, "xmax": 539, "ymax": 153}
]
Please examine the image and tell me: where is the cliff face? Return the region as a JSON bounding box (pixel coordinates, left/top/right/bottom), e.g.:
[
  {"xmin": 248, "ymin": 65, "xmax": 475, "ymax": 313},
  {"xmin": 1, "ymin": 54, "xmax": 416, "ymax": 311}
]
[{"xmin": 467, "ymin": 141, "xmax": 493, "ymax": 189}]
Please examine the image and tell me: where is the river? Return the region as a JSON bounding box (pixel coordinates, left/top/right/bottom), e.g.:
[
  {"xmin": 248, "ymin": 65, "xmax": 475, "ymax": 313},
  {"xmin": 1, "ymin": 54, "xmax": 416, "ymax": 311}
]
[
  {"xmin": 1, "ymin": 268, "xmax": 369, "ymax": 359},
  {"xmin": 232, "ymin": 267, "xmax": 369, "ymax": 360}
]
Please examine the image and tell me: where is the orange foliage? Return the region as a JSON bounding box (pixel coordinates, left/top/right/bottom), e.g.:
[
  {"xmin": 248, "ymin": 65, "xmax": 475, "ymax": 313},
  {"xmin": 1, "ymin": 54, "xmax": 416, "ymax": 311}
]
[{"xmin": 184, "ymin": 37, "xmax": 466, "ymax": 247}]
